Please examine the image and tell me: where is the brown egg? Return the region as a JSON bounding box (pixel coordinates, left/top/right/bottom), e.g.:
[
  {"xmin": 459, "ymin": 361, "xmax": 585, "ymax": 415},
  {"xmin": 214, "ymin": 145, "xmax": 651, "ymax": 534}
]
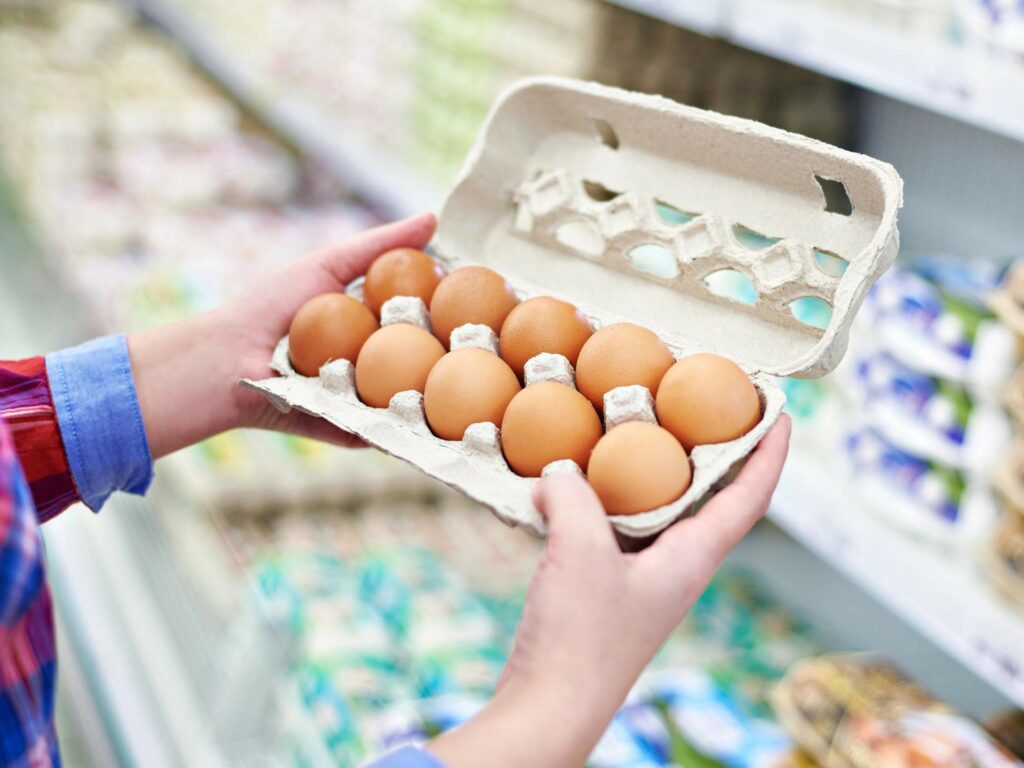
[
  {"xmin": 423, "ymin": 348, "xmax": 521, "ymax": 440},
  {"xmin": 363, "ymin": 247, "xmax": 445, "ymax": 316},
  {"xmin": 576, "ymin": 322, "xmax": 675, "ymax": 410},
  {"xmin": 355, "ymin": 324, "xmax": 446, "ymax": 408},
  {"xmin": 288, "ymin": 293, "xmax": 379, "ymax": 376},
  {"xmin": 588, "ymin": 422, "xmax": 692, "ymax": 515},
  {"xmin": 655, "ymin": 353, "xmax": 761, "ymax": 450},
  {"xmin": 500, "ymin": 381, "xmax": 602, "ymax": 476},
  {"xmin": 430, "ymin": 266, "xmax": 520, "ymax": 348},
  {"xmin": 499, "ymin": 296, "xmax": 593, "ymax": 378}
]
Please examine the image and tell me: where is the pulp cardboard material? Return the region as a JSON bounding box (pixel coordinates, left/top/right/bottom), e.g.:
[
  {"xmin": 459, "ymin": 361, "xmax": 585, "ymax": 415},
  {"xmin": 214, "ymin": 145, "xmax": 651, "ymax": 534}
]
[{"xmin": 243, "ymin": 77, "xmax": 902, "ymax": 539}]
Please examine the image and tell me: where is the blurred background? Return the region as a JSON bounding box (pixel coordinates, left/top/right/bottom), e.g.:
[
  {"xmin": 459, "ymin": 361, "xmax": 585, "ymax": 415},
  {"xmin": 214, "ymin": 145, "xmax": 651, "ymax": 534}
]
[{"xmin": 2, "ymin": 0, "xmax": 1024, "ymax": 765}]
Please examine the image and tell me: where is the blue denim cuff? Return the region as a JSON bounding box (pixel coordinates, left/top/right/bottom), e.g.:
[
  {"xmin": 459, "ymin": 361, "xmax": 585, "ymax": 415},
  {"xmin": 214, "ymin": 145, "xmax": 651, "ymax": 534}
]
[
  {"xmin": 365, "ymin": 746, "xmax": 445, "ymax": 768},
  {"xmin": 46, "ymin": 335, "xmax": 154, "ymax": 511}
]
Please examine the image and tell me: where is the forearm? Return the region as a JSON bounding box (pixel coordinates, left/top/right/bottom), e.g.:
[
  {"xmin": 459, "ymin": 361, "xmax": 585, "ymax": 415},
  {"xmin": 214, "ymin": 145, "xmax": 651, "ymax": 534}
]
[
  {"xmin": 128, "ymin": 309, "xmax": 242, "ymax": 459},
  {"xmin": 427, "ymin": 677, "xmax": 622, "ymax": 768}
]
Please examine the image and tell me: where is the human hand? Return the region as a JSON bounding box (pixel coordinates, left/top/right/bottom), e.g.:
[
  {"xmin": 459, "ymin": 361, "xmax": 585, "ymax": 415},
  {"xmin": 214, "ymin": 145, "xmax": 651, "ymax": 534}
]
[
  {"xmin": 130, "ymin": 213, "xmax": 436, "ymax": 458},
  {"xmin": 427, "ymin": 415, "xmax": 791, "ymax": 768}
]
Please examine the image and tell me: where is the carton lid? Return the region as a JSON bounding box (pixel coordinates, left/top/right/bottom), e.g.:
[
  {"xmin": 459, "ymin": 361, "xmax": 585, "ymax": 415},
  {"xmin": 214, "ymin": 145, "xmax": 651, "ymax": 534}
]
[{"xmin": 435, "ymin": 77, "xmax": 902, "ymax": 378}]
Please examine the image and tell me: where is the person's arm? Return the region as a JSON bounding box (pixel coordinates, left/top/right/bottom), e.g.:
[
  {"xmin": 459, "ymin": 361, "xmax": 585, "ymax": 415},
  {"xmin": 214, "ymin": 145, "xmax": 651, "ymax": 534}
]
[
  {"xmin": 129, "ymin": 213, "xmax": 436, "ymax": 458},
  {"xmin": 425, "ymin": 416, "xmax": 792, "ymax": 768},
  {"xmin": 0, "ymin": 213, "xmax": 433, "ymax": 520}
]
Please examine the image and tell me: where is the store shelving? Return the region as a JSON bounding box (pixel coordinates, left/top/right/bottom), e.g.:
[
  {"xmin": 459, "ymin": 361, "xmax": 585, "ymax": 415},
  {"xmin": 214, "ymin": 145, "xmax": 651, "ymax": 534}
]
[
  {"xmin": 118, "ymin": 0, "xmax": 1024, "ymax": 711},
  {"xmin": 775, "ymin": 454, "xmax": 1024, "ymax": 707},
  {"xmin": 609, "ymin": 0, "xmax": 724, "ymax": 35},
  {"xmin": 608, "ymin": 0, "xmax": 1024, "ymax": 144},
  {"xmin": 124, "ymin": 0, "xmax": 444, "ymax": 220}
]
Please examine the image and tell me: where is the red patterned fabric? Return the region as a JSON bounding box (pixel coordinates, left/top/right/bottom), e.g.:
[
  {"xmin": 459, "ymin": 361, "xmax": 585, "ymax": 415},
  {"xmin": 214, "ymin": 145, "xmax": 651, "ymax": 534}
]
[
  {"xmin": 0, "ymin": 356, "xmax": 82, "ymax": 767},
  {"xmin": 0, "ymin": 357, "xmax": 79, "ymax": 522}
]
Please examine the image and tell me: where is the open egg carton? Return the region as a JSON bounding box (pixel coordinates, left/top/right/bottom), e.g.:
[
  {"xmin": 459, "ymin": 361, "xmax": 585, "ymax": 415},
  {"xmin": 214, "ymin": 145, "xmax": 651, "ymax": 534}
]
[{"xmin": 244, "ymin": 77, "xmax": 902, "ymax": 539}]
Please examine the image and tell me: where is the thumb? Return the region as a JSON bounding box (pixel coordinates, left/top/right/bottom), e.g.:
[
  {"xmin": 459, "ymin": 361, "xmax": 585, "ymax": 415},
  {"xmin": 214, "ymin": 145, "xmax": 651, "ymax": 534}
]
[
  {"xmin": 306, "ymin": 212, "xmax": 437, "ymax": 286},
  {"xmin": 532, "ymin": 473, "xmax": 617, "ymax": 559}
]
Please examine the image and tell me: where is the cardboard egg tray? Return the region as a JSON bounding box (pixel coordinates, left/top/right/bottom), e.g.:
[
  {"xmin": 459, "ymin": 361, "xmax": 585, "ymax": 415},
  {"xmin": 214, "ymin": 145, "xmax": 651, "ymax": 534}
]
[{"xmin": 243, "ymin": 77, "xmax": 902, "ymax": 539}]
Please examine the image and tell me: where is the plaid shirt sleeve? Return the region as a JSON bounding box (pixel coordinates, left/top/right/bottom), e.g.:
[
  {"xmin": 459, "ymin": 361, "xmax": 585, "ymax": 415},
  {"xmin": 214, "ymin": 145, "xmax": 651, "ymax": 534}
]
[
  {"xmin": 0, "ymin": 356, "xmax": 67, "ymax": 767},
  {"xmin": 0, "ymin": 339, "xmax": 155, "ymax": 767},
  {"xmin": 1, "ymin": 356, "xmax": 81, "ymax": 522}
]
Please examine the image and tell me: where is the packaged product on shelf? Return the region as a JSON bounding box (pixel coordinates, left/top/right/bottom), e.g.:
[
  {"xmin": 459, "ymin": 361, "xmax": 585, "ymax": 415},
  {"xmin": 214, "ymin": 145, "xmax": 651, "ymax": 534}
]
[
  {"xmin": 588, "ymin": 704, "xmax": 665, "ymax": 768},
  {"xmin": 988, "ymin": 709, "xmax": 1024, "ymax": 761},
  {"xmin": 642, "ymin": 668, "xmax": 795, "ymax": 768},
  {"xmin": 612, "ymin": 696, "xmax": 675, "ymax": 765},
  {"xmin": 292, "ymin": 665, "xmax": 368, "ymax": 766},
  {"xmin": 671, "ymin": 571, "xmax": 819, "ymax": 694},
  {"xmin": 411, "ymin": 643, "xmax": 506, "ymax": 700},
  {"xmin": 984, "ymin": 508, "xmax": 1024, "ymax": 609},
  {"xmin": 994, "ymin": 437, "xmax": 1024, "ymax": 513},
  {"xmin": 842, "ymin": 350, "xmax": 1011, "ymax": 473},
  {"xmin": 844, "ymin": 426, "xmax": 999, "ymax": 546},
  {"xmin": 772, "ymin": 653, "xmax": 1021, "ymax": 768},
  {"xmin": 858, "ymin": 265, "xmax": 1016, "ymax": 396},
  {"xmin": 416, "ymin": 693, "xmax": 486, "ymax": 740},
  {"xmin": 956, "ymin": 0, "xmax": 1024, "ymax": 58},
  {"xmin": 244, "ymin": 76, "xmax": 902, "ymax": 540}
]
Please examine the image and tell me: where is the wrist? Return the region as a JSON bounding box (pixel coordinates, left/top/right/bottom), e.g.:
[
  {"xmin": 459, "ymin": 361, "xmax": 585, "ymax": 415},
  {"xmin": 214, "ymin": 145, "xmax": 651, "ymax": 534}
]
[
  {"xmin": 129, "ymin": 308, "xmax": 244, "ymax": 457},
  {"xmin": 428, "ymin": 672, "xmax": 620, "ymax": 768}
]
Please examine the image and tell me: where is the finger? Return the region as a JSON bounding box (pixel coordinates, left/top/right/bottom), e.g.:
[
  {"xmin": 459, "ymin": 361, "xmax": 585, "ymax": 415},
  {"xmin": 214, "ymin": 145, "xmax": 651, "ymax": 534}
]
[
  {"xmin": 532, "ymin": 473, "xmax": 618, "ymax": 559},
  {"xmin": 642, "ymin": 415, "xmax": 791, "ymax": 581},
  {"xmin": 308, "ymin": 212, "xmax": 437, "ymax": 286}
]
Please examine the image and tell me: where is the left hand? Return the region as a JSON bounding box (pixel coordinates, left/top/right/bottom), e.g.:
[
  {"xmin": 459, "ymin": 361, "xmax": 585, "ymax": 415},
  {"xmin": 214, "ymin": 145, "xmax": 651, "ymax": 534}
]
[{"xmin": 130, "ymin": 213, "xmax": 436, "ymax": 458}]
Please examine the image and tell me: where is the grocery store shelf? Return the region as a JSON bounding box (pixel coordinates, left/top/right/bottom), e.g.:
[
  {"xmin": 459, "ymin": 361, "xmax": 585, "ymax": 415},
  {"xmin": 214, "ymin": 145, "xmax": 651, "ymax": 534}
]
[
  {"xmin": 610, "ymin": 0, "xmax": 724, "ymax": 35},
  {"xmin": 771, "ymin": 453, "xmax": 1024, "ymax": 708},
  {"xmin": 608, "ymin": 0, "xmax": 1024, "ymax": 144},
  {"xmin": 28, "ymin": 0, "xmax": 1024, "ymax": 721},
  {"xmin": 127, "ymin": 0, "xmax": 444, "ymax": 219}
]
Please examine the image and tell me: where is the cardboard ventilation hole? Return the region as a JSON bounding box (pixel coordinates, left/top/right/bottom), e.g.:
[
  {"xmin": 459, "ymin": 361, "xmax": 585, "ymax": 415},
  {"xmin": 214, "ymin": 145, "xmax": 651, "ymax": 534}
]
[{"xmin": 243, "ymin": 77, "xmax": 902, "ymax": 539}]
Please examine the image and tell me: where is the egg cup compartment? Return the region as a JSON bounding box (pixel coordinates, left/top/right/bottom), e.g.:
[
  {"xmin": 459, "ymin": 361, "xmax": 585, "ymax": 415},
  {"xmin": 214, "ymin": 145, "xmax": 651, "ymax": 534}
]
[{"xmin": 244, "ymin": 77, "xmax": 901, "ymax": 539}]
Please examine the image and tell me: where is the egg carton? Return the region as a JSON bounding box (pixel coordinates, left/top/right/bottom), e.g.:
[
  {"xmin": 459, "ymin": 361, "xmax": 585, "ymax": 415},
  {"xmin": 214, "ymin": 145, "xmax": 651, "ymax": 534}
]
[{"xmin": 243, "ymin": 77, "xmax": 902, "ymax": 539}]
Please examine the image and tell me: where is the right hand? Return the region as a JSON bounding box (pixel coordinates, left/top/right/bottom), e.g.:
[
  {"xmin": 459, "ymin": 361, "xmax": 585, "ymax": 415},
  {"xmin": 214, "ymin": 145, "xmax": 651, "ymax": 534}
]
[{"xmin": 427, "ymin": 415, "xmax": 792, "ymax": 768}]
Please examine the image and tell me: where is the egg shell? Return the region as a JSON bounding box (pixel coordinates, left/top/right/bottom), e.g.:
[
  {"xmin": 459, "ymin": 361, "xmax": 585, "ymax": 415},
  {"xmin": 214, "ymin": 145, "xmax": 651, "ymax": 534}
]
[
  {"xmin": 363, "ymin": 247, "xmax": 445, "ymax": 316},
  {"xmin": 431, "ymin": 266, "xmax": 520, "ymax": 348},
  {"xmin": 576, "ymin": 322, "xmax": 675, "ymax": 410},
  {"xmin": 588, "ymin": 422, "xmax": 692, "ymax": 516},
  {"xmin": 355, "ymin": 324, "xmax": 446, "ymax": 408},
  {"xmin": 655, "ymin": 353, "xmax": 762, "ymax": 451},
  {"xmin": 424, "ymin": 348, "xmax": 521, "ymax": 441},
  {"xmin": 288, "ymin": 293, "xmax": 379, "ymax": 376},
  {"xmin": 501, "ymin": 381, "xmax": 602, "ymax": 477},
  {"xmin": 500, "ymin": 296, "xmax": 593, "ymax": 378}
]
